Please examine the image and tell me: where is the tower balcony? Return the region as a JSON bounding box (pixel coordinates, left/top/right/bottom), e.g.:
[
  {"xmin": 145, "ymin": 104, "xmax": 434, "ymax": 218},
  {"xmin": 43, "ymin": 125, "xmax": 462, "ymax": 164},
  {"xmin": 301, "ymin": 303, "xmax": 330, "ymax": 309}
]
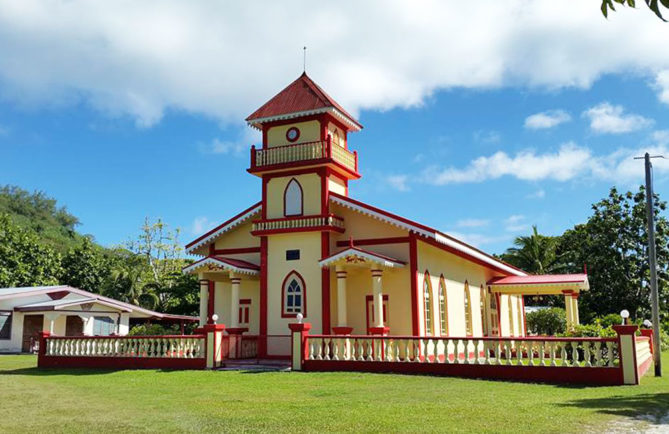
[
  {"xmin": 248, "ymin": 137, "xmax": 360, "ymax": 179},
  {"xmin": 251, "ymin": 213, "xmax": 345, "ymax": 236}
]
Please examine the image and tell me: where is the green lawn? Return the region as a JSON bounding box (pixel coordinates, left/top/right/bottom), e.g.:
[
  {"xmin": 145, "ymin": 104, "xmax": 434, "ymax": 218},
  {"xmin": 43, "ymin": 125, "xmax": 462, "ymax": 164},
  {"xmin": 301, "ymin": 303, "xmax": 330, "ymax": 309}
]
[{"xmin": 1, "ymin": 354, "xmax": 668, "ymax": 433}]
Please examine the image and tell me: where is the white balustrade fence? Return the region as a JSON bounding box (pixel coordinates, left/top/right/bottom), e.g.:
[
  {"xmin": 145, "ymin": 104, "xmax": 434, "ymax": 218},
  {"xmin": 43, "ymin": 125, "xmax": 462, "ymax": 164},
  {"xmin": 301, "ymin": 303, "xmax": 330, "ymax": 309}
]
[
  {"xmin": 45, "ymin": 335, "xmax": 205, "ymax": 359},
  {"xmin": 252, "ymin": 140, "xmax": 357, "ymax": 172},
  {"xmin": 305, "ymin": 335, "xmax": 619, "ymax": 368}
]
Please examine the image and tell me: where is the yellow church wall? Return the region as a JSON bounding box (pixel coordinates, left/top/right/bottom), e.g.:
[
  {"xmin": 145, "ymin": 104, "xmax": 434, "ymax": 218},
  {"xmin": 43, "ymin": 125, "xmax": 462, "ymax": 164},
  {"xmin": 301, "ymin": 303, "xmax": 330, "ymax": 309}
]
[
  {"xmin": 266, "ymin": 173, "xmax": 321, "ymax": 219},
  {"xmin": 267, "ymin": 232, "xmax": 323, "ymax": 354},
  {"xmin": 267, "ymin": 120, "xmax": 321, "ymax": 147},
  {"xmin": 207, "ymin": 276, "xmax": 260, "ymax": 334},
  {"xmin": 212, "ymin": 221, "xmax": 259, "ymax": 252},
  {"xmin": 327, "ymin": 175, "xmax": 347, "ymax": 195},
  {"xmin": 329, "ymin": 266, "xmax": 412, "ymax": 335},
  {"xmin": 416, "ymin": 241, "xmax": 500, "ymax": 338}
]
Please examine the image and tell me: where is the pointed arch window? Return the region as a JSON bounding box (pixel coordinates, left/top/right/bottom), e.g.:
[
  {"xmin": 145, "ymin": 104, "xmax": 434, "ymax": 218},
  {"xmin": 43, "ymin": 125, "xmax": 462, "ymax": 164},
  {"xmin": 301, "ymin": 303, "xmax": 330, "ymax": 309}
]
[
  {"xmin": 438, "ymin": 275, "xmax": 448, "ymax": 336},
  {"xmin": 508, "ymin": 295, "xmax": 516, "ymax": 336},
  {"xmin": 480, "ymin": 285, "xmax": 488, "ymax": 336},
  {"xmin": 423, "ymin": 271, "xmax": 433, "ymax": 335},
  {"xmin": 282, "ymin": 271, "xmax": 306, "ymax": 317},
  {"xmin": 464, "ymin": 281, "xmax": 473, "ymax": 336},
  {"xmin": 284, "ymin": 178, "xmax": 303, "ymax": 216}
]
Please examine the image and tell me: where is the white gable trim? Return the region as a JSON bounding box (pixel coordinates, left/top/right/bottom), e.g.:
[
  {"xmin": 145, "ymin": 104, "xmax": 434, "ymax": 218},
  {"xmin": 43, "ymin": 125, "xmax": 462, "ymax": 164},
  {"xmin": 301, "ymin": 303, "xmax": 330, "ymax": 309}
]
[
  {"xmin": 319, "ymin": 249, "xmax": 405, "ymax": 269},
  {"xmin": 182, "ymin": 257, "xmax": 260, "ymax": 276},
  {"xmin": 185, "ymin": 204, "xmax": 262, "ymax": 255},
  {"xmin": 247, "ymin": 107, "xmax": 362, "ymax": 132}
]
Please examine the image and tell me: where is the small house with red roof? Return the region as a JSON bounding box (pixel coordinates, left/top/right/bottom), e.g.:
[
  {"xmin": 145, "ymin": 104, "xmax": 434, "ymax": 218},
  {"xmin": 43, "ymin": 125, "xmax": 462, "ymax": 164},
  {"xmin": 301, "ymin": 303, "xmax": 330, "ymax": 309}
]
[{"xmin": 184, "ymin": 73, "xmax": 589, "ymax": 358}]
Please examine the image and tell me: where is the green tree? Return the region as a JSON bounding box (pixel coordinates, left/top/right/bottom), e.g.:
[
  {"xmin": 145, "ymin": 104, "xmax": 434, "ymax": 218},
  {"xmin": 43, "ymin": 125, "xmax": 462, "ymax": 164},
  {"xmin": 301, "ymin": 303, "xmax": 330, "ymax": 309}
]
[
  {"xmin": 600, "ymin": 0, "xmax": 669, "ymax": 21},
  {"xmin": 60, "ymin": 237, "xmax": 112, "ymax": 292},
  {"xmin": 104, "ymin": 266, "xmax": 160, "ymax": 309},
  {"xmin": 0, "ymin": 213, "xmax": 62, "ymax": 287},
  {"xmin": 558, "ymin": 186, "xmax": 669, "ymax": 323},
  {"xmin": 500, "ymin": 225, "xmax": 564, "ymax": 274}
]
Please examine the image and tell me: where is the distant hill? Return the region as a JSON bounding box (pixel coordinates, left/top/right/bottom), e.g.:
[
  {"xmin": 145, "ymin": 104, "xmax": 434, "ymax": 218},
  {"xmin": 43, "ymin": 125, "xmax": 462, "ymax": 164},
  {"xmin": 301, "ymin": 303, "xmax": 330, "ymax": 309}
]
[{"xmin": 0, "ymin": 185, "xmax": 89, "ymax": 253}]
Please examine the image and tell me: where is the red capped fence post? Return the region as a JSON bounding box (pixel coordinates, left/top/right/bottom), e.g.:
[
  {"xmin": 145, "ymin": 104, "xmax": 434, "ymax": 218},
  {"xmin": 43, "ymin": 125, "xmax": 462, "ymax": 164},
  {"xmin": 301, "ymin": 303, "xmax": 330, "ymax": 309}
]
[
  {"xmin": 202, "ymin": 324, "xmax": 226, "ymax": 369},
  {"xmin": 37, "ymin": 331, "xmax": 50, "ymax": 368},
  {"xmin": 640, "ymin": 328, "xmax": 654, "ymax": 355},
  {"xmin": 613, "ymin": 324, "xmax": 639, "ymax": 385},
  {"xmin": 289, "ymin": 322, "xmax": 311, "ymax": 371}
]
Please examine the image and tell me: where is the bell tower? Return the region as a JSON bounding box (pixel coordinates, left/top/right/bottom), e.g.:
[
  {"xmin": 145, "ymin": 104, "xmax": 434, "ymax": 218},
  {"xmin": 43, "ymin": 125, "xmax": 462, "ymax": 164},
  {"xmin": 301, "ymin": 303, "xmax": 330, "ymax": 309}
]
[{"xmin": 245, "ymin": 72, "xmax": 362, "ymax": 337}]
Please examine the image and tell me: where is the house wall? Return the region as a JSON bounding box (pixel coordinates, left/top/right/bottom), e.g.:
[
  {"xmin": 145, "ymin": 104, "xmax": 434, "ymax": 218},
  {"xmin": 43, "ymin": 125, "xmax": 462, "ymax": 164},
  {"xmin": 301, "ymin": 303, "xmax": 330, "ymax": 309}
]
[
  {"xmin": 213, "ymin": 221, "xmax": 259, "ymax": 254},
  {"xmin": 266, "ymin": 120, "xmax": 321, "ymax": 147}
]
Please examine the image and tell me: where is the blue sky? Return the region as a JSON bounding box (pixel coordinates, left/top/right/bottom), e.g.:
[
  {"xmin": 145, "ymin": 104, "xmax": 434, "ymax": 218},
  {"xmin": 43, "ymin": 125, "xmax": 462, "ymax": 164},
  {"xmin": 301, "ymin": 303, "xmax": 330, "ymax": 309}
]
[{"xmin": 0, "ymin": 2, "xmax": 668, "ymax": 254}]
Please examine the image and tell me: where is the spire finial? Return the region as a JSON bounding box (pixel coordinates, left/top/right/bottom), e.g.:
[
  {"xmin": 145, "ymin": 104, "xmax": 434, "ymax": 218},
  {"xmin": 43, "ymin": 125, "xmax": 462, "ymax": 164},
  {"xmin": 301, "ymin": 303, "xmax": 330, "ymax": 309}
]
[{"xmin": 303, "ymin": 46, "xmax": 307, "ymax": 73}]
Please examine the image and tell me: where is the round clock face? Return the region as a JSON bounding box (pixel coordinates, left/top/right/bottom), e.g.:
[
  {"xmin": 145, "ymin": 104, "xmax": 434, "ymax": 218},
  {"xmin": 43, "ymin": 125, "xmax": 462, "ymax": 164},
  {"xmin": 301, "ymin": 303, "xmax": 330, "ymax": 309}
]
[{"xmin": 286, "ymin": 127, "xmax": 300, "ymax": 142}]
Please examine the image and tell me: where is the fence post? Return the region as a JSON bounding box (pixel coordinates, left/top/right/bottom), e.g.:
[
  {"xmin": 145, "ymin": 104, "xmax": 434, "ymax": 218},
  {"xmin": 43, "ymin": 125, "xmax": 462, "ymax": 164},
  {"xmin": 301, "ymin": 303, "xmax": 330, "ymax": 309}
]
[
  {"xmin": 613, "ymin": 325, "xmax": 639, "ymax": 385},
  {"xmin": 37, "ymin": 331, "xmax": 51, "ymax": 368},
  {"xmin": 289, "ymin": 322, "xmax": 311, "ymax": 371},
  {"xmin": 201, "ymin": 324, "xmax": 226, "ymax": 369}
]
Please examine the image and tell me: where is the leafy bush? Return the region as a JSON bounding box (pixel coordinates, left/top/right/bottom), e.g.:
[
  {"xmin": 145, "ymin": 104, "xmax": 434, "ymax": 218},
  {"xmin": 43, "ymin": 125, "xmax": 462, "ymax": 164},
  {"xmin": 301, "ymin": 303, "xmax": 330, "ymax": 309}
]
[
  {"xmin": 596, "ymin": 313, "xmax": 623, "ymax": 328},
  {"xmin": 560, "ymin": 323, "xmax": 616, "ymax": 338},
  {"xmin": 526, "ymin": 308, "xmax": 566, "ymax": 335},
  {"xmin": 128, "ymin": 323, "xmax": 180, "ymax": 336}
]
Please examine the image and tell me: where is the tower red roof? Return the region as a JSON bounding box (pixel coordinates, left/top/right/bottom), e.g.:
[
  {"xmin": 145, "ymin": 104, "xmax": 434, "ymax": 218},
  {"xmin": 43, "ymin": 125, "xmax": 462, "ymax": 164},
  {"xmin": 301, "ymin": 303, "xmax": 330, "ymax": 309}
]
[{"xmin": 246, "ymin": 72, "xmax": 362, "ymax": 131}]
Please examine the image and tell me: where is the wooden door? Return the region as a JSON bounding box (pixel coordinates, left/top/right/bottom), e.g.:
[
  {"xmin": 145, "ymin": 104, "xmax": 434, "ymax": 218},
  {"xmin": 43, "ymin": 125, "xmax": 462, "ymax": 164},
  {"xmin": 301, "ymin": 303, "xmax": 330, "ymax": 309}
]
[
  {"xmin": 22, "ymin": 315, "xmax": 44, "ymax": 352},
  {"xmin": 65, "ymin": 316, "xmax": 84, "ymax": 336}
]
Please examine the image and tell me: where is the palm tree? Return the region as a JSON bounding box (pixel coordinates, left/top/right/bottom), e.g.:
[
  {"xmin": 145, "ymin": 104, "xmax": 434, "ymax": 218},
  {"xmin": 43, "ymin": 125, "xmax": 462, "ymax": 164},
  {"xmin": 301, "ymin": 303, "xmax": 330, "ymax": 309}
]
[
  {"xmin": 501, "ymin": 226, "xmax": 564, "ymax": 275},
  {"xmin": 105, "ymin": 267, "xmax": 160, "ymax": 309}
]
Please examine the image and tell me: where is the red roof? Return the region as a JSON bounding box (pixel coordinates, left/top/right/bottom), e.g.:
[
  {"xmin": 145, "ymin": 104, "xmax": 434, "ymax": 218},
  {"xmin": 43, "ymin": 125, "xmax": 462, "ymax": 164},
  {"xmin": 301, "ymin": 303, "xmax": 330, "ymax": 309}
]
[
  {"xmin": 213, "ymin": 256, "xmax": 260, "ymax": 271},
  {"xmin": 246, "ymin": 72, "xmax": 362, "ymax": 130},
  {"xmin": 487, "ymin": 274, "xmax": 588, "ymax": 286}
]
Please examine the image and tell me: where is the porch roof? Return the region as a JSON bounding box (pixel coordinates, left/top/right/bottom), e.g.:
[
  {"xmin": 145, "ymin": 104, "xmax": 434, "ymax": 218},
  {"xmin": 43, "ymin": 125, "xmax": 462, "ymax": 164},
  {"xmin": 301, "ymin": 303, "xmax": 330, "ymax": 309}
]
[
  {"xmin": 487, "ymin": 274, "xmax": 589, "ymax": 294},
  {"xmin": 14, "ymin": 297, "xmax": 133, "ymax": 313},
  {"xmin": 182, "ymin": 256, "xmax": 260, "ymax": 276},
  {"xmin": 319, "ymin": 246, "xmax": 405, "ymax": 269}
]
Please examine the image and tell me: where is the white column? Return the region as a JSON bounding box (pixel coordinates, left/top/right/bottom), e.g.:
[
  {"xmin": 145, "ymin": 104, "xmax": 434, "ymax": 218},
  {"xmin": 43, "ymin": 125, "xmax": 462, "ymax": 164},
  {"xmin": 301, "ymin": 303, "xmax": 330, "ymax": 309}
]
[
  {"xmin": 199, "ymin": 276, "xmax": 208, "ymax": 326},
  {"xmin": 336, "ymin": 266, "xmax": 348, "ymax": 327},
  {"xmin": 371, "ymin": 269, "xmax": 384, "ymax": 328},
  {"xmin": 43, "ymin": 313, "xmax": 60, "ymax": 334},
  {"xmin": 564, "ymin": 292, "xmax": 574, "ymax": 329},
  {"xmin": 230, "ymin": 273, "xmax": 241, "ymax": 329}
]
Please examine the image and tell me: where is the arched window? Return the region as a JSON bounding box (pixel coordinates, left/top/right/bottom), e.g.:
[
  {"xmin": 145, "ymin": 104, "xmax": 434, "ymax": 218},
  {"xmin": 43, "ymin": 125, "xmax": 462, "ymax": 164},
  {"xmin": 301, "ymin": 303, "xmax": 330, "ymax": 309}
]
[
  {"xmin": 480, "ymin": 285, "xmax": 488, "ymax": 336},
  {"xmin": 284, "ymin": 178, "xmax": 303, "ymax": 216},
  {"xmin": 464, "ymin": 281, "xmax": 473, "ymax": 336},
  {"xmin": 423, "ymin": 271, "xmax": 433, "ymax": 335},
  {"xmin": 332, "ymin": 129, "xmax": 342, "ymax": 147},
  {"xmin": 282, "ymin": 271, "xmax": 306, "ymax": 317},
  {"xmin": 438, "ymin": 275, "xmax": 448, "ymax": 336},
  {"xmin": 489, "ymin": 292, "xmax": 499, "ymax": 336}
]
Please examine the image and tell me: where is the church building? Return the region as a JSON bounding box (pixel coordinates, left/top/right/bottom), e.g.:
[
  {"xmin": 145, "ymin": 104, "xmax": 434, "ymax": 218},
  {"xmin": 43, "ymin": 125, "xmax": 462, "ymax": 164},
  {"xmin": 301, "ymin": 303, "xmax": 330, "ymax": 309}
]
[{"xmin": 184, "ymin": 73, "xmax": 589, "ymax": 358}]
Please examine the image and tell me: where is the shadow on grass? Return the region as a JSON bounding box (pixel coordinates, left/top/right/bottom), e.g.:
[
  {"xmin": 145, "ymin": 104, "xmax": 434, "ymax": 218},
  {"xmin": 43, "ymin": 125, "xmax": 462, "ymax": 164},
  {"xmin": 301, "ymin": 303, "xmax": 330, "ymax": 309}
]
[
  {"xmin": 0, "ymin": 366, "xmax": 206, "ymax": 376},
  {"xmin": 559, "ymin": 393, "xmax": 669, "ymax": 423}
]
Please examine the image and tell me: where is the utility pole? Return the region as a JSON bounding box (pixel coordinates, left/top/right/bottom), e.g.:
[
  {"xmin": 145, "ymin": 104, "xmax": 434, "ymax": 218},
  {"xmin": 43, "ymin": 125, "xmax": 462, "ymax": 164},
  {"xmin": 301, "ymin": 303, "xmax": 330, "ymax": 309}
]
[{"xmin": 637, "ymin": 152, "xmax": 663, "ymax": 376}]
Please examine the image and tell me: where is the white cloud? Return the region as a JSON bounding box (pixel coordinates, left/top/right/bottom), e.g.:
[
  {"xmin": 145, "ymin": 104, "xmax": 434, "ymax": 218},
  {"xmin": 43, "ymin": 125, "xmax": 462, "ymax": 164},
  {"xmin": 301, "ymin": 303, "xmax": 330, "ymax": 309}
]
[
  {"xmin": 423, "ymin": 142, "xmax": 592, "ymax": 184},
  {"xmin": 0, "ymin": 2, "xmax": 668, "ymax": 126},
  {"xmin": 445, "ymin": 231, "xmax": 511, "ymax": 248},
  {"xmin": 422, "ymin": 132, "xmax": 669, "ymax": 186},
  {"xmin": 473, "ymin": 130, "xmax": 501, "ymax": 144},
  {"xmin": 526, "ymin": 189, "xmax": 546, "ymax": 199},
  {"xmin": 191, "ymin": 216, "xmax": 215, "ymax": 235},
  {"xmin": 203, "ymin": 138, "xmax": 245, "ymax": 155},
  {"xmin": 582, "ymin": 102, "xmax": 653, "ymax": 134},
  {"xmin": 386, "ymin": 174, "xmax": 410, "ymax": 192},
  {"xmin": 456, "ymin": 218, "xmax": 490, "ymax": 228},
  {"xmin": 524, "ymin": 110, "xmax": 571, "ymax": 129},
  {"xmin": 656, "ymin": 70, "xmax": 669, "ymax": 105},
  {"xmin": 504, "ymin": 214, "xmax": 529, "ymax": 232}
]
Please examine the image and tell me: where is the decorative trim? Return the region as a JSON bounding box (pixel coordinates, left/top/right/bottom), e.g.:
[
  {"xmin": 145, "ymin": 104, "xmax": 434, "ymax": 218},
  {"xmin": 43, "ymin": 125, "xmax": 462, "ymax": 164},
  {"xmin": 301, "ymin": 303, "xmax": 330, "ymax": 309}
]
[
  {"xmin": 286, "ymin": 126, "xmax": 300, "ymax": 142},
  {"xmin": 248, "ymin": 107, "xmax": 362, "ymax": 132},
  {"xmin": 182, "ymin": 256, "xmax": 260, "ymax": 276},
  {"xmin": 329, "ymin": 192, "xmax": 524, "ymax": 277},
  {"xmin": 318, "ymin": 247, "xmax": 405, "ymax": 269},
  {"xmin": 185, "ymin": 203, "xmax": 262, "ymax": 254}
]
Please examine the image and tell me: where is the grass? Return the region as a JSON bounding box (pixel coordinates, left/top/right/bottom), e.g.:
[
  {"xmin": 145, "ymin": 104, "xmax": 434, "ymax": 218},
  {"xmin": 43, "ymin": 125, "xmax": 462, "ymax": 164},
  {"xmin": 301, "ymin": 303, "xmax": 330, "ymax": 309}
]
[{"xmin": 1, "ymin": 354, "xmax": 668, "ymax": 433}]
